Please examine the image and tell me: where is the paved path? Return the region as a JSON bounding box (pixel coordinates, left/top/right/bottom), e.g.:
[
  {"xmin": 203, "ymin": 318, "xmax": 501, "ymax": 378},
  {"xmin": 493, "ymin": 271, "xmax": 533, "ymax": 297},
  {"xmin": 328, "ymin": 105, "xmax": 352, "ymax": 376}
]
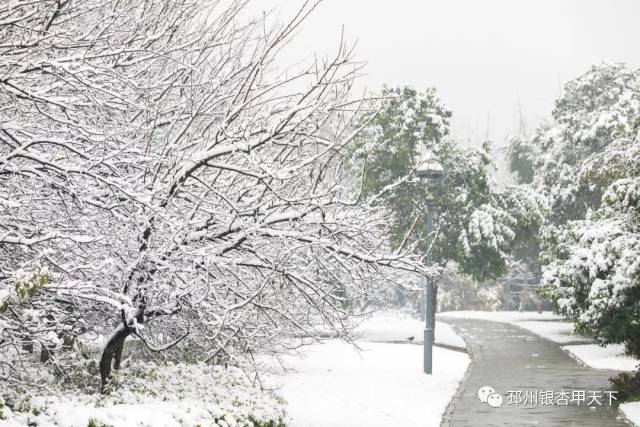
[{"xmin": 440, "ymin": 318, "xmax": 629, "ymax": 426}]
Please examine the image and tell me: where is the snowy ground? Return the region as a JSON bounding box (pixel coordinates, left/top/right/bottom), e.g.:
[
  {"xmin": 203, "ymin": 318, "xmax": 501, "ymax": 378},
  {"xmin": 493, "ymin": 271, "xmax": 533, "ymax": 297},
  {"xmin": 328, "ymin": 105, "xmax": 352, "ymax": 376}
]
[
  {"xmin": 563, "ymin": 343, "xmax": 639, "ymax": 371},
  {"xmin": 356, "ymin": 310, "xmax": 466, "ymax": 349},
  {"xmin": 262, "ymin": 310, "xmax": 470, "ymax": 427},
  {"xmin": 438, "ymin": 311, "xmax": 639, "ymax": 372},
  {"xmin": 265, "ymin": 341, "xmax": 469, "ymax": 427},
  {"xmin": 620, "ymin": 402, "xmax": 640, "ymax": 426},
  {"xmin": 0, "ymin": 311, "xmax": 470, "ymax": 427}
]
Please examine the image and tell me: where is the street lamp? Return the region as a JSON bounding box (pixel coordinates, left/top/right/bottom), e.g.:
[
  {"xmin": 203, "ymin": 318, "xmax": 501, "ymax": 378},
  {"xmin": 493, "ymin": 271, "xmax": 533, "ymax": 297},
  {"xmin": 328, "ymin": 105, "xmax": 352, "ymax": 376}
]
[{"xmin": 415, "ymin": 150, "xmax": 443, "ymax": 375}]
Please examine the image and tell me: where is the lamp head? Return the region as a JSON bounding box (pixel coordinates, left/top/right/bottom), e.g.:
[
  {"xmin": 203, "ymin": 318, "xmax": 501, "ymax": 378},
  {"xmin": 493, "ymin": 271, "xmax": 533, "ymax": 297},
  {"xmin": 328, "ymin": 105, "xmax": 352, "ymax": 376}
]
[{"xmin": 415, "ymin": 149, "xmax": 444, "ymax": 180}]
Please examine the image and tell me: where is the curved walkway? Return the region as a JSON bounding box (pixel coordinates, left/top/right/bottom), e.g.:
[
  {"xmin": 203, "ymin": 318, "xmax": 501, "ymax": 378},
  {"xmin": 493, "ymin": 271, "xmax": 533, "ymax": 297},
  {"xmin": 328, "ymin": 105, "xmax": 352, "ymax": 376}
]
[{"xmin": 440, "ymin": 318, "xmax": 629, "ymax": 426}]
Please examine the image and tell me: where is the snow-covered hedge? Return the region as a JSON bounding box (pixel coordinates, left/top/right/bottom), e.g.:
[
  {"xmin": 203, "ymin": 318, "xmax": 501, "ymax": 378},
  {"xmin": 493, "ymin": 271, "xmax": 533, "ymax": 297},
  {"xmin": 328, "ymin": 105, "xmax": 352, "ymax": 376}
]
[{"xmin": 0, "ymin": 362, "xmax": 286, "ymax": 427}]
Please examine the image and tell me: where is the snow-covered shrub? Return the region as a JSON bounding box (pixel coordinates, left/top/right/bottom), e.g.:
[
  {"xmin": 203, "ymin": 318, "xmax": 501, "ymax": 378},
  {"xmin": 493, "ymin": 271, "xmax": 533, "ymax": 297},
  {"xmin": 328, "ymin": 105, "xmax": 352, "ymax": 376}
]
[
  {"xmin": 437, "ymin": 278, "xmax": 501, "ymax": 312},
  {"xmin": 0, "ymin": 361, "xmax": 286, "ymax": 427},
  {"xmin": 610, "ymin": 371, "xmax": 640, "ymax": 402}
]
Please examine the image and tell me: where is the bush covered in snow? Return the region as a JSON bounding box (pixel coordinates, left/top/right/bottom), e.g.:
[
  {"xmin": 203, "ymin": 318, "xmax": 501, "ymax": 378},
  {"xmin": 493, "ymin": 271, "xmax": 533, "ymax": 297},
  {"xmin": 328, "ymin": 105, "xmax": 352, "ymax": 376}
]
[
  {"xmin": 437, "ymin": 272, "xmax": 502, "ymax": 312},
  {"xmin": 610, "ymin": 371, "xmax": 640, "ymax": 402},
  {"xmin": 0, "ymin": 361, "xmax": 286, "ymax": 427},
  {"xmin": 541, "ymin": 174, "xmax": 640, "ymax": 356}
]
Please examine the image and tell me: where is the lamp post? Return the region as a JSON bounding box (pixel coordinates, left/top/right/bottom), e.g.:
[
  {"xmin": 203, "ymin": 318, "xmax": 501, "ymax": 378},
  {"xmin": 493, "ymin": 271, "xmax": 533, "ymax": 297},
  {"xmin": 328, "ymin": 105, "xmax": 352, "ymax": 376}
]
[{"xmin": 415, "ymin": 151, "xmax": 443, "ymax": 375}]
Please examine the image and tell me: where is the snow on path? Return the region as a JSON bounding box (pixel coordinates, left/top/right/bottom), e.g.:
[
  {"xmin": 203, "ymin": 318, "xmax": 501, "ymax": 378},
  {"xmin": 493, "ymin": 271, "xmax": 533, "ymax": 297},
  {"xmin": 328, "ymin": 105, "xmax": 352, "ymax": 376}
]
[
  {"xmin": 266, "ymin": 341, "xmax": 469, "ymax": 427},
  {"xmin": 441, "ymin": 318, "xmax": 628, "ymax": 426},
  {"xmin": 438, "ymin": 310, "xmax": 562, "ymax": 323},
  {"xmin": 438, "ymin": 311, "xmax": 582, "ymax": 344},
  {"xmin": 438, "ymin": 310, "xmax": 639, "ymax": 372}
]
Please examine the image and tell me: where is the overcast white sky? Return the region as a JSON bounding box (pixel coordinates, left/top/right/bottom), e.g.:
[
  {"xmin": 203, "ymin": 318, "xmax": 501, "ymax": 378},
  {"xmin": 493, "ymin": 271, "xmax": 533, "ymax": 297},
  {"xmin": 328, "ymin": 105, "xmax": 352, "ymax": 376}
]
[{"xmin": 248, "ymin": 0, "xmax": 640, "ymax": 151}]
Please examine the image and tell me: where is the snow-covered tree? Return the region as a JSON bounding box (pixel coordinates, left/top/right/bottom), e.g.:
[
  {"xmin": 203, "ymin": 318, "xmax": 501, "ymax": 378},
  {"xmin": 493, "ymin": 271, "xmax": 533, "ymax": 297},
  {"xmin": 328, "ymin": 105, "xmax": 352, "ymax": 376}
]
[
  {"xmin": 354, "ymin": 86, "xmax": 530, "ymax": 326},
  {"xmin": 541, "ymin": 128, "xmax": 640, "ymax": 356},
  {"xmin": 502, "ymin": 64, "xmax": 640, "ymax": 318},
  {"xmin": 507, "ymin": 62, "xmax": 640, "ymax": 359},
  {"xmin": 517, "ymin": 62, "xmax": 640, "ymax": 224},
  {"xmin": 0, "ymin": 0, "xmax": 429, "ymax": 391},
  {"xmin": 357, "ymin": 87, "xmax": 515, "ymax": 281}
]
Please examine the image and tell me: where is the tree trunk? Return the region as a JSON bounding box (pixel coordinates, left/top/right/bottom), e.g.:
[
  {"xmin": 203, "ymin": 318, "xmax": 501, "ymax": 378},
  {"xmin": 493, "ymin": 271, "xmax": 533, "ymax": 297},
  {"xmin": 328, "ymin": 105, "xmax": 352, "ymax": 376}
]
[
  {"xmin": 40, "ymin": 314, "xmax": 56, "ymax": 362},
  {"xmin": 113, "ymin": 338, "xmax": 125, "ymax": 370},
  {"xmin": 100, "ymin": 324, "xmax": 131, "ymax": 393}
]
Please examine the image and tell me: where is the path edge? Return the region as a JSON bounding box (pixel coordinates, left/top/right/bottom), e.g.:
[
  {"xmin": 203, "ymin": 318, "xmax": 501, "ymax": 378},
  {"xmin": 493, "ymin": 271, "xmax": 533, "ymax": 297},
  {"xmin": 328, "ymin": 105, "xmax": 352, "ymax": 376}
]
[
  {"xmin": 439, "ymin": 325, "xmax": 474, "ymax": 427},
  {"xmin": 619, "ymin": 404, "xmax": 638, "ymax": 426}
]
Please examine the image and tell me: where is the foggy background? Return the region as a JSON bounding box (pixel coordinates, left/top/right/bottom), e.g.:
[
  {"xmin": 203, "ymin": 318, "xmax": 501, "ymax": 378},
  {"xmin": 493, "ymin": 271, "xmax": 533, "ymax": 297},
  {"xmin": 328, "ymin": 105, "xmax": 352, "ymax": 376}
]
[{"xmin": 247, "ymin": 0, "xmax": 640, "ymax": 175}]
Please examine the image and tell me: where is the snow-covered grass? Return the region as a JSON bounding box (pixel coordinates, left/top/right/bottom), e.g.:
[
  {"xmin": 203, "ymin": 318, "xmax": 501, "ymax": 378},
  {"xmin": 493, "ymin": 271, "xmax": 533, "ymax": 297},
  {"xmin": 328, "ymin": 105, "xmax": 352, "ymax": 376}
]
[
  {"xmin": 356, "ymin": 310, "xmax": 466, "ymax": 349},
  {"xmin": 620, "ymin": 402, "xmax": 640, "ymax": 426},
  {"xmin": 0, "ymin": 362, "xmax": 286, "ymax": 427},
  {"xmin": 264, "ymin": 340, "xmax": 469, "ymax": 427},
  {"xmin": 562, "ymin": 344, "xmax": 639, "ymax": 372},
  {"xmin": 435, "ymin": 322, "xmax": 467, "ymax": 349}
]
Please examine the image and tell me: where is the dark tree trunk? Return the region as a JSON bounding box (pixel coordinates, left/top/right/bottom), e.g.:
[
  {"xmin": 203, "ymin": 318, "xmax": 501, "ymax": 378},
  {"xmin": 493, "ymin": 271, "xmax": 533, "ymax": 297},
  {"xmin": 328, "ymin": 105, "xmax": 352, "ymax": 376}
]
[
  {"xmin": 113, "ymin": 338, "xmax": 125, "ymax": 370},
  {"xmin": 40, "ymin": 314, "xmax": 56, "ymax": 362},
  {"xmin": 99, "ymin": 324, "xmax": 131, "ymax": 393}
]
